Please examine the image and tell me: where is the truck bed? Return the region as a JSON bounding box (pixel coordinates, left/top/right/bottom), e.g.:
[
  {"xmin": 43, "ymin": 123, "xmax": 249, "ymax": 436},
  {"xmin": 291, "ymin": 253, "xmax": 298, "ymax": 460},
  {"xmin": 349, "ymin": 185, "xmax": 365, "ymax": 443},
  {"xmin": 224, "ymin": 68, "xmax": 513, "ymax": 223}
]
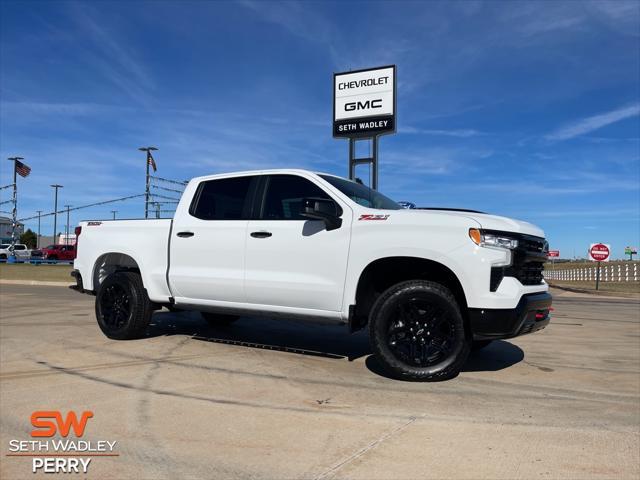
[{"xmin": 74, "ymin": 219, "xmax": 173, "ymax": 302}]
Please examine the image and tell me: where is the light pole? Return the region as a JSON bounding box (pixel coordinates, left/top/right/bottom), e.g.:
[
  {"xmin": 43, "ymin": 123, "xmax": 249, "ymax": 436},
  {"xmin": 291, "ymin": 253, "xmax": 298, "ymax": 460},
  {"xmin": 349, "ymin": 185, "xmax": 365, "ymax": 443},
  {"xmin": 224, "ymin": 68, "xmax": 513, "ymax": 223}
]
[
  {"xmin": 36, "ymin": 210, "xmax": 42, "ymax": 248},
  {"xmin": 7, "ymin": 156, "xmax": 23, "ymax": 250},
  {"xmin": 111, "ymin": 210, "xmax": 117, "ymax": 220},
  {"xmin": 64, "ymin": 205, "xmax": 71, "ymax": 245},
  {"xmin": 51, "ymin": 184, "xmax": 63, "ymax": 243},
  {"xmin": 138, "ymin": 147, "xmax": 158, "ymax": 219}
]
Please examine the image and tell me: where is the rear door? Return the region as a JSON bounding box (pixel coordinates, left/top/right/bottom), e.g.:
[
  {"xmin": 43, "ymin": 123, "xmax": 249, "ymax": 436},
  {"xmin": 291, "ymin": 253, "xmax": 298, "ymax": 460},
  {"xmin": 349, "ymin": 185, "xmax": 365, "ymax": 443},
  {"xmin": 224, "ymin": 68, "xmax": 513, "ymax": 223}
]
[
  {"xmin": 244, "ymin": 174, "xmax": 352, "ymax": 312},
  {"xmin": 169, "ymin": 175, "xmax": 258, "ymax": 303}
]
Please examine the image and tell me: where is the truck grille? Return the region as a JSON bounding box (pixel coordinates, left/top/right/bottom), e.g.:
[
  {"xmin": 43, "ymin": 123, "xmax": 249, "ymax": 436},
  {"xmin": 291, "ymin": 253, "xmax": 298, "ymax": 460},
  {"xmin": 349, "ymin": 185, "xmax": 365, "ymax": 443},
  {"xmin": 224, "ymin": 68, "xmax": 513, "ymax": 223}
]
[
  {"xmin": 489, "ymin": 233, "xmax": 547, "ymax": 291},
  {"xmin": 517, "ymin": 262, "xmax": 545, "ymax": 285}
]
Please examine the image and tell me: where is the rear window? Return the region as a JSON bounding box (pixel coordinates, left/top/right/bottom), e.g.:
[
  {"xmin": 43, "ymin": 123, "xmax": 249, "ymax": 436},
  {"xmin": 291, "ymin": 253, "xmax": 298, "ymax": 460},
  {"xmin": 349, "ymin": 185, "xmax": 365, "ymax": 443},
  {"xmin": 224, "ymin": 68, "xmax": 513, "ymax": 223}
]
[{"xmin": 190, "ymin": 176, "xmax": 255, "ymax": 220}]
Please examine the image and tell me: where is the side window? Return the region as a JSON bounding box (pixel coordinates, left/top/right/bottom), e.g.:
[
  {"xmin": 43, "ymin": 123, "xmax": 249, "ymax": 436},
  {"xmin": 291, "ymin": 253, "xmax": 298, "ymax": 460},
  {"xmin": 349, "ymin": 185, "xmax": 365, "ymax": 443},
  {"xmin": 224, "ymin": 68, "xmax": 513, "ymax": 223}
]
[
  {"xmin": 190, "ymin": 176, "xmax": 254, "ymax": 220},
  {"xmin": 14, "ymin": 245, "xmax": 25, "ymax": 251},
  {"xmin": 261, "ymin": 175, "xmax": 331, "ymax": 220}
]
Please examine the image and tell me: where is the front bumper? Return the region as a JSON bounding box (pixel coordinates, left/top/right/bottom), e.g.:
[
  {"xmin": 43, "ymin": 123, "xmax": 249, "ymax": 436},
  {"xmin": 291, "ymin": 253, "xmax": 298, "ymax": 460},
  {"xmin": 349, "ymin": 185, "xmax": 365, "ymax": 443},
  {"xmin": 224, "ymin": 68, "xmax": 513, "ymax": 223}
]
[{"xmin": 469, "ymin": 292, "xmax": 552, "ymax": 340}]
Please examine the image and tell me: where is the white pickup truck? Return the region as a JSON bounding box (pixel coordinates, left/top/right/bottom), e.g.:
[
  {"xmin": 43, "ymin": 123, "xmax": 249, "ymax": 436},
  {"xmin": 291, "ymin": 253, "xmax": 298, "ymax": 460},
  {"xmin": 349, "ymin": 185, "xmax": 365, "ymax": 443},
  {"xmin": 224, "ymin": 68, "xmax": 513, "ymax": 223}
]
[{"xmin": 71, "ymin": 169, "xmax": 551, "ymax": 381}]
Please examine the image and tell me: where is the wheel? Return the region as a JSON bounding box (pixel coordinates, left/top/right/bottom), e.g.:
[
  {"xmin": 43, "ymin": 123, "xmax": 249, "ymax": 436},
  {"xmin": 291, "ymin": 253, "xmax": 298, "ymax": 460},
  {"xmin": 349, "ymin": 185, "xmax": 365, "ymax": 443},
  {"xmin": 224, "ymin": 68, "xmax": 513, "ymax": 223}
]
[
  {"xmin": 48, "ymin": 255, "xmax": 58, "ymax": 260},
  {"xmin": 95, "ymin": 272, "xmax": 153, "ymax": 340},
  {"xmin": 0, "ymin": 254, "xmax": 6, "ymax": 260},
  {"xmin": 369, "ymin": 280, "xmax": 470, "ymax": 381},
  {"xmin": 201, "ymin": 312, "xmax": 239, "ymax": 326},
  {"xmin": 472, "ymin": 340, "xmax": 493, "ymax": 351}
]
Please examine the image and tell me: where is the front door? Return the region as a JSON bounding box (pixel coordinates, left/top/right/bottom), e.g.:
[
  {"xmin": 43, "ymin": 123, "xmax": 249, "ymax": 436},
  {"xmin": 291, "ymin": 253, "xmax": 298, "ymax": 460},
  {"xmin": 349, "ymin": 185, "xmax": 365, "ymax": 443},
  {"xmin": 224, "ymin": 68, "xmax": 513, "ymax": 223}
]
[{"xmin": 244, "ymin": 174, "xmax": 352, "ymax": 312}]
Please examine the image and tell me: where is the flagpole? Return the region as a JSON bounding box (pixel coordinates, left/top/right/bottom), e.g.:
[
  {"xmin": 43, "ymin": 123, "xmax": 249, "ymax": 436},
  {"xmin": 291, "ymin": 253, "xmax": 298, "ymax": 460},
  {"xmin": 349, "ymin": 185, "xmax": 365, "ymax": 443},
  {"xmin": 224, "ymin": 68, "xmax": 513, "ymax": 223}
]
[{"xmin": 7, "ymin": 156, "xmax": 23, "ymax": 253}]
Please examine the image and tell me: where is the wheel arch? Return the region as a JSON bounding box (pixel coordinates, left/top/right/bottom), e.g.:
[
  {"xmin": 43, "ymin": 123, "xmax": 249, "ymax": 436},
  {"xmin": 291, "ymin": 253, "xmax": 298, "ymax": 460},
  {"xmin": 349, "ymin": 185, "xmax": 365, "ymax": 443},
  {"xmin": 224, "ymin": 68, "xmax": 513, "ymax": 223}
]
[
  {"xmin": 92, "ymin": 252, "xmax": 142, "ymax": 292},
  {"xmin": 350, "ymin": 256, "xmax": 468, "ymax": 332}
]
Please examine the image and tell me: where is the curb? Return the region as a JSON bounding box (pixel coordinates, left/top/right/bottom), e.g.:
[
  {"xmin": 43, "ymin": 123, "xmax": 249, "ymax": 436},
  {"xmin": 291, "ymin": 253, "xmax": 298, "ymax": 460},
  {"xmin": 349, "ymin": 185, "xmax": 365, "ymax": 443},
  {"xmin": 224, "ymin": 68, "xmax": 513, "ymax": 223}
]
[{"xmin": 0, "ymin": 279, "xmax": 73, "ymax": 287}]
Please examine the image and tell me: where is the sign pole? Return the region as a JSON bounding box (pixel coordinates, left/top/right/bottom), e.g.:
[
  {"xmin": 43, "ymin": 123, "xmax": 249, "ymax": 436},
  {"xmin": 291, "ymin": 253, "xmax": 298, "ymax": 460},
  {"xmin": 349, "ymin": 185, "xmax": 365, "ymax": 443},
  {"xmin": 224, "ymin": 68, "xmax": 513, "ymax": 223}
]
[
  {"xmin": 596, "ymin": 261, "xmax": 601, "ymax": 291},
  {"xmin": 348, "ymin": 138, "xmax": 356, "ymax": 181},
  {"xmin": 372, "ymin": 135, "xmax": 378, "ymax": 190}
]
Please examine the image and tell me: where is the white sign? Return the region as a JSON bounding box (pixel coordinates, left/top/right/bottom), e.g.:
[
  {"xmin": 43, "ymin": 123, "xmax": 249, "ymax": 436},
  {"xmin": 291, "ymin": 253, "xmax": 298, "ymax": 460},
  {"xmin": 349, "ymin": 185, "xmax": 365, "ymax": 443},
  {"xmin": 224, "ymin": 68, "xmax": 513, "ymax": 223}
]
[
  {"xmin": 333, "ymin": 65, "xmax": 396, "ymax": 138},
  {"xmin": 588, "ymin": 243, "xmax": 611, "ymax": 262}
]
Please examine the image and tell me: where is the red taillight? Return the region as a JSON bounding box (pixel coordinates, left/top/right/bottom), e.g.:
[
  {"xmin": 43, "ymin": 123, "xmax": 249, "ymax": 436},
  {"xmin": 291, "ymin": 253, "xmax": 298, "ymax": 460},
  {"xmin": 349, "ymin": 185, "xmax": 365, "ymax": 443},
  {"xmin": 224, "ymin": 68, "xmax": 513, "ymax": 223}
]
[{"xmin": 73, "ymin": 226, "xmax": 82, "ymax": 259}]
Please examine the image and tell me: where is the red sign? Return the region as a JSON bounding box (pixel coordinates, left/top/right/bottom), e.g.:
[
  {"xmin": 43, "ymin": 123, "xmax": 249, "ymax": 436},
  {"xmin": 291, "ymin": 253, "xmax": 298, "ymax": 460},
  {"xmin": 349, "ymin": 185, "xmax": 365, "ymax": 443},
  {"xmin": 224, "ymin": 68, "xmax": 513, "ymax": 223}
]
[
  {"xmin": 548, "ymin": 250, "xmax": 560, "ymax": 258},
  {"xmin": 589, "ymin": 243, "xmax": 610, "ymax": 262}
]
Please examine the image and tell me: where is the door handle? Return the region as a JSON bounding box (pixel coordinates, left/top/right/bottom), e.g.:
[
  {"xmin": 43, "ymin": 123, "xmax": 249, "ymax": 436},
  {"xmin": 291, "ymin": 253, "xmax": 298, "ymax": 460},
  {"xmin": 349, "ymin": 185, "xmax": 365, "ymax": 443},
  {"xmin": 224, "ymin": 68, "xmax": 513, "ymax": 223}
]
[
  {"xmin": 250, "ymin": 231, "xmax": 272, "ymax": 238},
  {"xmin": 176, "ymin": 231, "xmax": 194, "ymax": 238}
]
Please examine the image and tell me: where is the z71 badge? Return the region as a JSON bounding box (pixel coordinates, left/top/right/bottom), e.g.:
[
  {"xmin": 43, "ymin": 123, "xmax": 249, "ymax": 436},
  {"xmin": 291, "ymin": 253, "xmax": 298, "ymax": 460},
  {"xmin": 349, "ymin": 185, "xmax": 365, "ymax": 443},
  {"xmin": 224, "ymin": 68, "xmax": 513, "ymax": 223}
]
[{"xmin": 359, "ymin": 214, "xmax": 390, "ymax": 221}]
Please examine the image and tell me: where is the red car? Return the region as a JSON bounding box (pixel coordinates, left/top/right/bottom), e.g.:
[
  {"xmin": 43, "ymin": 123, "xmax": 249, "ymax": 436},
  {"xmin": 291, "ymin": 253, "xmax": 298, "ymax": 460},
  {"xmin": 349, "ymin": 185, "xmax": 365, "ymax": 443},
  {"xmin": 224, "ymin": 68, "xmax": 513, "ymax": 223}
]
[{"xmin": 34, "ymin": 244, "xmax": 76, "ymax": 261}]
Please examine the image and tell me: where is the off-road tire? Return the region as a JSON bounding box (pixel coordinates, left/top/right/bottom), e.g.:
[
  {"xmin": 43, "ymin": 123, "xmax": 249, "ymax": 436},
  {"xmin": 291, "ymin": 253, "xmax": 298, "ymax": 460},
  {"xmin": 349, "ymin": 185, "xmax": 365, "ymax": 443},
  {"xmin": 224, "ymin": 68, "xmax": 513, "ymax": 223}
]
[
  {"xmin": 369, "ymin": 280, "xmax": 470, "ymax": 381},
  {"xmin": 472, "ymin": 340, "xmax": 493, "ymax": 351},
  {"xmin": 201, "ymin": 312, "xmax": 239, "ymax": 326},
  {"xmin": 95, "ymin": 272, "xmax": 153, "ymax": 340}
]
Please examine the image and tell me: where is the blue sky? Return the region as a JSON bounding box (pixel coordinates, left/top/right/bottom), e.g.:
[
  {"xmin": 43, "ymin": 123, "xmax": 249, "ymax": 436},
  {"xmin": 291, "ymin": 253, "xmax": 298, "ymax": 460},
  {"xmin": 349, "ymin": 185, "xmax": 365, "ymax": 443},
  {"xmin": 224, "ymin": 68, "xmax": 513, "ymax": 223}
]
[{"xmin": 1, "ymin": 0, "xmax": 639, "ymax": 258}]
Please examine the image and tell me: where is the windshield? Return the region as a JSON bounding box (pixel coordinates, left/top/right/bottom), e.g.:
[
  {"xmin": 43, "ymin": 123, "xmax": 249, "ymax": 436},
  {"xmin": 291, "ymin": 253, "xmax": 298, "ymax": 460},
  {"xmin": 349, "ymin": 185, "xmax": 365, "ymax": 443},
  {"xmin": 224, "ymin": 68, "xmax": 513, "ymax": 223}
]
[{"xmin": 320, "ymin": 175, "xmax": 401, "ymax": 210}]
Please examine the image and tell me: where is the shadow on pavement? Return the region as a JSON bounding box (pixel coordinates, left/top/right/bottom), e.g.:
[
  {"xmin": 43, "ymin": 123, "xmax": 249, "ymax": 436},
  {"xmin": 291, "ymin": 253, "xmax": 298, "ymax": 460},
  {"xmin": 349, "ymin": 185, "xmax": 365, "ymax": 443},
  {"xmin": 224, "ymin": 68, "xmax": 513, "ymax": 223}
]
[
  {"xmin": 147, "ymin": 310, "xmax": 371, "ymax": 361},
  {"xmin": 364, "ymin": 340, "xmax": 524, "ymax": 381},
  {"xmin": 146, "ymin": 310, "xmax": 524, "ymax": 378}
]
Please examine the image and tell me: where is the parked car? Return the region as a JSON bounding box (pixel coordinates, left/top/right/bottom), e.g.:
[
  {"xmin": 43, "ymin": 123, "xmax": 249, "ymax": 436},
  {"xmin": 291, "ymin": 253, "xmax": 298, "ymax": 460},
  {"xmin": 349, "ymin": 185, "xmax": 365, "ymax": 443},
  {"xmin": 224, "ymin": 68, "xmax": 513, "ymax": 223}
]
[
  {"xmin": 71, "ymin": 169, "xmax": 551, "ymax": 381},
  {"xmin": 0, "ymin": 243, "xmax": 31, "ymax": 260},
  {"xmin": 33, "ymin": 244, "xmax": 76, "ymax": 261}
]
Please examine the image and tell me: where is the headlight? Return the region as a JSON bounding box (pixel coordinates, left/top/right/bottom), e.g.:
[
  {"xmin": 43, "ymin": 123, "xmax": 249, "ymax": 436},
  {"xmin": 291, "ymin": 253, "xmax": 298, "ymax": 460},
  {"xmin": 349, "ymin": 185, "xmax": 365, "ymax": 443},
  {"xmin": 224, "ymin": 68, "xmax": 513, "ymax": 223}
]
[{"xmin": 469, "ymin": 229, "xmax": 519, "ymax": 249}]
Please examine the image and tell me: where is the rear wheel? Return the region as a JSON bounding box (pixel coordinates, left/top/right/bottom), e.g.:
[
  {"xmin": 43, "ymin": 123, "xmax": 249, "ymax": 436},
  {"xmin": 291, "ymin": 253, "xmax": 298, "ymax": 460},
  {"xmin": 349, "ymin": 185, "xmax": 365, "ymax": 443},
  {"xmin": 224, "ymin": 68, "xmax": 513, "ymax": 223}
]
[
  {"xmin": 369, "ymin": 280, "xmax": 470, "ymax": 381},
  {"xmin": 95, "ymin": 272, "xmax": 153, "ymax": 340},
  {"xmin": 201, "ymin": 312, "xmax": 239, "ymax": 326}
]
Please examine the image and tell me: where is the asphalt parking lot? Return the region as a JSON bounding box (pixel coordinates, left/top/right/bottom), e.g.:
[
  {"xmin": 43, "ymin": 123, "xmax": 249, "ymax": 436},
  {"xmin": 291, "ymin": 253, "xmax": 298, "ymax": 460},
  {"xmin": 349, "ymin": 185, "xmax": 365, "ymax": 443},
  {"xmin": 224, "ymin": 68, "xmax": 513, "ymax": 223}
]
[{"xmin": 1, "ymin": 284, "xmax": 638, "ymax": 479}]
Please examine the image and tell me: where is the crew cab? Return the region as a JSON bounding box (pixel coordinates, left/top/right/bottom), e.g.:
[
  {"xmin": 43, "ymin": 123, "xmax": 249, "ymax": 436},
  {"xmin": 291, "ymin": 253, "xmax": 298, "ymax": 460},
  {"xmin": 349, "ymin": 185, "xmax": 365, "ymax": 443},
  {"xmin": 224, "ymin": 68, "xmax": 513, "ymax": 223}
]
[
  {"xmin": 71, "ymin": 169, "xmax": 551, "ymax": 381},
  {"xmin": 0, "ymin": 243, "xmax": 31, "ymax": 260}
]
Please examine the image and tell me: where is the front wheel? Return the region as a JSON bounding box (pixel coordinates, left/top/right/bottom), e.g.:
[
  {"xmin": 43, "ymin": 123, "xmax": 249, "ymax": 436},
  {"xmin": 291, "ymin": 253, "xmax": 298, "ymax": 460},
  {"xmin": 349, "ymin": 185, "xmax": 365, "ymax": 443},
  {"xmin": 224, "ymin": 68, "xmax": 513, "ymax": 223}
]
[
  {"xmin": 95, "ymin": 272, "xmax": 153, "ymax": 340},
  {"xmin": 369, "ymin": 280, "xmax": 470, "ymax": 381}
]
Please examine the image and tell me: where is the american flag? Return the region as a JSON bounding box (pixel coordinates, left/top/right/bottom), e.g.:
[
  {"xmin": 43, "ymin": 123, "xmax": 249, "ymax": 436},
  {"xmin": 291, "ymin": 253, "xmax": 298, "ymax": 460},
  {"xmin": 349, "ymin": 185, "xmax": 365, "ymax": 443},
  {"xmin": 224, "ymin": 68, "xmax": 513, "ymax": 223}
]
[
  {"xmin": 15, "ymin": 160, "xmax": 31, "ymax": 178},
  {"xmin": 147, "ymin": 151, "xmax": 157, "ymax": 172}
]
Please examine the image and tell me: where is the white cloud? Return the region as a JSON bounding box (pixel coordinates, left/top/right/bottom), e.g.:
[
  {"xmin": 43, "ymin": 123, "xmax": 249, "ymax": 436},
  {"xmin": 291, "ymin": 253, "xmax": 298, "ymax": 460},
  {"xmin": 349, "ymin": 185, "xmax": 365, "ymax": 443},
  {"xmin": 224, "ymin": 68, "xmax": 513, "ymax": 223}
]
[
  {"xmin": 546, "ymin": 103, "xmax": 640, "ymax": 141},
  {"xmin": 400, "ymin": 126, "xmax": 481, "ymax": 138}
]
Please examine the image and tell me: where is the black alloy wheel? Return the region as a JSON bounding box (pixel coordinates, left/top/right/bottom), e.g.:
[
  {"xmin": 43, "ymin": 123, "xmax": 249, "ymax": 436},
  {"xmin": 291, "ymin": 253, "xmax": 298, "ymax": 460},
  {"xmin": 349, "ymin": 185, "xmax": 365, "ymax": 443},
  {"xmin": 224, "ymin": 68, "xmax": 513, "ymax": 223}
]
[
  {"xmin": 387, "ymin": 297, "xmax": 456, "ymax": 367},
  {"xmin": 99, "ymin": 283, "xmax": 132, "ymax": 330},
  {"xmin": 369, "ymin": 280, "xmax": 470, "ymax": 381},
  {"xmin": 95, "ymin": 271, "xmax": 153, "ymax": 340}
]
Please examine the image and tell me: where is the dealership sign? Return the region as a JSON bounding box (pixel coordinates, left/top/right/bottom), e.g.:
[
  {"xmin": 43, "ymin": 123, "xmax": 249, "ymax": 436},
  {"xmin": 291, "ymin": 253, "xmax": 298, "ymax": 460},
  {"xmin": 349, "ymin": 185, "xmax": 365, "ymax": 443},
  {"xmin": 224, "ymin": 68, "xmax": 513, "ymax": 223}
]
[
  {"xmin": 333, "ymin": 65, "xmax": 396, "ymax": 138},
  {"xmin": 589, "ymin": 243, "xmax": 610, "ymax": 262},
  {"xmin": 548, "ymin": 250, "xmax": 560, "ymax": 258}
]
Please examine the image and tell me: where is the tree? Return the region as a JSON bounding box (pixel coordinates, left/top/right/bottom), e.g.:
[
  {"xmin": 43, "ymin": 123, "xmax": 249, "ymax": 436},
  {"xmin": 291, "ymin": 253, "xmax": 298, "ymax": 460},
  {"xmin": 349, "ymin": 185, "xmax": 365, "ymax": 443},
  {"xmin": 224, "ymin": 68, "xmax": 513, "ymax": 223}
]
[{"xmin": 20, "ymin": 229, "xmax": 37, "ymax": 249}]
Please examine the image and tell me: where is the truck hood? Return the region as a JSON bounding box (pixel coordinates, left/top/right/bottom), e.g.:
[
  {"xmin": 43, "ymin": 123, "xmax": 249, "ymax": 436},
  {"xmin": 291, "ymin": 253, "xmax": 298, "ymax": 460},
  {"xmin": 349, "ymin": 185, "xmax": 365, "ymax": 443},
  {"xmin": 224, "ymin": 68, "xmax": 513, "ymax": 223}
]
[{"xmin": 403, "ymin": 209, "xmax": 545, "ymax": 238}]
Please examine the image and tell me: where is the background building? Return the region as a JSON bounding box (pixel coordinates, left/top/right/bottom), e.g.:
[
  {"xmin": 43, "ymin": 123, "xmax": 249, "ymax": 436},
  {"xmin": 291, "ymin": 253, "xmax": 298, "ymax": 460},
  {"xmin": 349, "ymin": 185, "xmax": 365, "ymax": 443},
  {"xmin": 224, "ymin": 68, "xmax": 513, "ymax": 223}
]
[{"xmin": 0, "ymin": 216, "xmax": 24, "ymax": 243}]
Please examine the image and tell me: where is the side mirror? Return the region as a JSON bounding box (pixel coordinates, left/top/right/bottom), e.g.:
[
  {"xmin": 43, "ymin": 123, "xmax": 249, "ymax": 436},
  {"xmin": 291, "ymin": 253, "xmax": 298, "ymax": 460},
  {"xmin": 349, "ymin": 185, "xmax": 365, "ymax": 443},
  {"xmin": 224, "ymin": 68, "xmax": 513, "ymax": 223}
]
[{"xmin": 301, "ymin": 198, "xmax": 342, "ymax": 231}]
